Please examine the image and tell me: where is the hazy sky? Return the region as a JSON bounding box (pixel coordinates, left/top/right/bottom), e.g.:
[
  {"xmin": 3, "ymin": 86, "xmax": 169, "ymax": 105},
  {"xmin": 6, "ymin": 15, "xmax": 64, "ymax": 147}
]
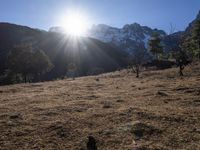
[{"xmin": 0, "ymin": 0, "xmax": 200, "ymax": 33}]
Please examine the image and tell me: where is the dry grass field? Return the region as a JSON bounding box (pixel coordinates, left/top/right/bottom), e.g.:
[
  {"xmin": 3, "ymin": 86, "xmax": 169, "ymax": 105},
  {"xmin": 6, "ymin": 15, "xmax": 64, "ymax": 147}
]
[{"xmin": 0, "ymin": 63, "xmax": 200, "ymax": 150}]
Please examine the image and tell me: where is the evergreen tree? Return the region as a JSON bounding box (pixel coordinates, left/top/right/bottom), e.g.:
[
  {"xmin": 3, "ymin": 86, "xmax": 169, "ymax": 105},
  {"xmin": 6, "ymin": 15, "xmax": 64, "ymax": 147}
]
[
  {"xmin": 32, "ymin": 50, "xmax": 53, "ymax": 81},
  {"xmin": 7, "ymin": 44, "xmax": 33, "ymax": 83},
  {"xmin": 148, "ymin": 32, "xmax": 163, "ymax": 60},
  {"xmin": 183, "ymin": 19, "xmax": 200, "ymax": 59},
  {"xmin": 7, "ymin": 44, "xmax": 53, "ymax": 83},
  {"xmin": 182, "ymin": 36, "xmax": 196, "ymax": 59},
  {"xmin": 191, "ymin": 19, "xmax": 200, "ymax": 59}
]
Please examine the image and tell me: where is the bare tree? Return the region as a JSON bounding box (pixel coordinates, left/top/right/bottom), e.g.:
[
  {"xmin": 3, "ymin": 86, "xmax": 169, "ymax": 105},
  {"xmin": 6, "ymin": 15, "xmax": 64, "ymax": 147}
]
[
  {"xmin": 128, "ymin": 49, "xmax": 149, "ymax": 78},
  {"xmin": 173, "ymin": 47, "xmax": 190, "ymax": 76}
]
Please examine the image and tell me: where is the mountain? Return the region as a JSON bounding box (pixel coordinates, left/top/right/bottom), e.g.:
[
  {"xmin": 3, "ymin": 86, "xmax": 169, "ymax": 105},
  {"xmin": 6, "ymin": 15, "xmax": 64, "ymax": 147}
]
[
  {"xmin": 49, "ymin": 11, "xmax": 200, "ymax": 55},
  {"xmin": 88, "ymin": 23, "xmax": 166, "ymax": 53},
  {"xmin": 0, "ymin": 23, "xmax": 127, "ymax": 80},
  {"xmin": 1, "ymin": 10, "xmax": 199, "ymax": 81},
  {"xmin": 88, "ymin": 11, "xmax": 200, "ymax": 53},
  {"xmin": 0, "ymin": 23, "xmax": 46, "ymax": 75},
  {"xmin": 162, "ymin": 31, "xmax": 184, "ymax": 51},
  {"xmin": 38, "ymin": 33, "xmax": 127, "ymax": 79}
]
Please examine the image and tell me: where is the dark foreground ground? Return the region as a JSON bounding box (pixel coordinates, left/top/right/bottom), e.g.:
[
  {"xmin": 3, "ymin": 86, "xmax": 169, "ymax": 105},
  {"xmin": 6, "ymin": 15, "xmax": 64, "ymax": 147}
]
[{"xmin": 0, "ymin": 63, "xmax": 200, "ymax": 150}]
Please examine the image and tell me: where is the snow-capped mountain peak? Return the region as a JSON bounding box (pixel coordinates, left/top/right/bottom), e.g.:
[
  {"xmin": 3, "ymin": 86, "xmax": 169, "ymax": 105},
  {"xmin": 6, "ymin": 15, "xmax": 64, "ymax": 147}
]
[{"xmin": 87, "ymin": 23, "xmax": 166, "ymax": 53}]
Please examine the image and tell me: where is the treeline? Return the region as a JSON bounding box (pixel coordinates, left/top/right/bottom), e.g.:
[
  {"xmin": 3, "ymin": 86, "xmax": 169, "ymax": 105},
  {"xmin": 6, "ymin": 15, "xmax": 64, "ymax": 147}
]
[{"xmin": 1, "ymin": 44, "xmax": 53, "ymax": 84}]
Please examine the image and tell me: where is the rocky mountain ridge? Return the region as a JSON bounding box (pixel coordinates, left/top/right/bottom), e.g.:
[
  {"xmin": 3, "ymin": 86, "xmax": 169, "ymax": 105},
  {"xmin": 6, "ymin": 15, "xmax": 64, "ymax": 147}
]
[{"xmin": 49, "ymin": 10, "xmax": 200, "ymax": 54}]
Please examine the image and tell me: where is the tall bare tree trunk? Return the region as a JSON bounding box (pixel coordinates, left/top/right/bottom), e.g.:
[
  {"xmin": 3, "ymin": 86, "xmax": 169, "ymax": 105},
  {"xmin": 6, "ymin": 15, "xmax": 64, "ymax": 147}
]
[
  {"xmin": 24, "ymin": 74, "xmax": 27, "ymax": 83},
  {"xmin": 198, "ymin": 41, "xmax": 200, "ymax": 60},
  {"xmin": 136, "ymin": 65, "xmax": 139, "ymax": 78}
]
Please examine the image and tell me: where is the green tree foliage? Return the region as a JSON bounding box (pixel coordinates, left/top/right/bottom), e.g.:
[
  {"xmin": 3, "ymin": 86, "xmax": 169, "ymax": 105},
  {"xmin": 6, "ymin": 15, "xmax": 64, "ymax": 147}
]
[
  {"xmin": 7, "ymin": 44, "xmax": 53, "ymax": 83},
  {"xmin": 148, "ymin": 33, "xmax": 163, "ymax": 60},
  {"xmin": 191, "ymin": 19, "xmax": 200, "ymax": 59},
  {"xmin": 183, "ymin": 19, "xmax": 200, "ymax": 59},
  {"xmin": 182, "ymin": 36, "xmax": 196, "ymax": 59},
  {"xmin": 32, "ymin": 50, "xmax": 53, "ymax": 81},
  {"xmin": 7, "ymin": 44, "xmax": 33, "ymax": 83},
  {"xmin": 173, "ymin": 49, "xmax": 190, "ymax": 76}
]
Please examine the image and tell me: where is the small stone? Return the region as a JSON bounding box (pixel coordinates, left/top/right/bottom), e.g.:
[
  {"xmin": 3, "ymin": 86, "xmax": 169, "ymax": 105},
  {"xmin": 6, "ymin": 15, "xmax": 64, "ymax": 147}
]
[
  {"xmin": 157, "ymin": 91, "xmax": 169, "ymax": 96},
  {"xmin": 9, "ymin": 113, "xmax": 21, "ymax": 119},
  {"xmin": 102, "ymin": 101, "xmax": 112, "ymax": 108}
]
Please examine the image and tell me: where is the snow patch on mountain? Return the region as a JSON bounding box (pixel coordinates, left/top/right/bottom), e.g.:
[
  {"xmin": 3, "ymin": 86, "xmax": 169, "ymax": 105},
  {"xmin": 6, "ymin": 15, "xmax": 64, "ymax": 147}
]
[
  {"xmin": 87, "ymin": 23, "xmax": 166, "ymax": 53},
  {"xmin": 143, "ymin": 34, "xmax": 151, "ymax": 49}
]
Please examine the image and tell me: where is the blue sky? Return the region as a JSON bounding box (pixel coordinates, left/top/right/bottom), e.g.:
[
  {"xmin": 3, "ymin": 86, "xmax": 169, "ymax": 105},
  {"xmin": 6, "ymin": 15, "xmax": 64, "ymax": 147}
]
[{"xmin": 0, "ymin": 0, "xmax": 200, "ymax": 33}]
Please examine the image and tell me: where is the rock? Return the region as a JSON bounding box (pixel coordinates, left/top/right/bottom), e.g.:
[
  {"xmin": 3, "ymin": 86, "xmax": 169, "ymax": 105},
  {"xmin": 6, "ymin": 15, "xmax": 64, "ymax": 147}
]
[
  {"xmin": 102, "ymin": 101, "xmax": 112, "ymax": 108},
  {"xmin": 116, "ymin": 99, "xmax": 124, "ymax": 103},
  {"xmin": 56, "ymin": 128, "xmax": 66, "ymax": 138},
  {"xmin": 9, "ymin": 113, "xmax": 21, "ymax": 119},
  {"xmin": 87, "ymin": 136, "xmax": 97, "ymax": 150}
]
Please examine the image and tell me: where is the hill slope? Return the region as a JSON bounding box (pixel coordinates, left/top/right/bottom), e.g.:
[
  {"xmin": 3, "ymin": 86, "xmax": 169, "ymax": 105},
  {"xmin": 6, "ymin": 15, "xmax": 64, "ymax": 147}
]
[
  {"xmin": 0, "ymin": 63, "xmax": 200, "ymax": 149},
  {"xmin": 0, "ymin": 23, "xmax": 127, "ymax": 79}
]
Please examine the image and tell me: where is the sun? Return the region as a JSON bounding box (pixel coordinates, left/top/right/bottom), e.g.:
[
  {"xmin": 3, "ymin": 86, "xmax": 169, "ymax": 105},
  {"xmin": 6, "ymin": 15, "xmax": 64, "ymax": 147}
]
[{"xmin": 60, "ymin": 12, "xmax": 88, "ymax": 36}]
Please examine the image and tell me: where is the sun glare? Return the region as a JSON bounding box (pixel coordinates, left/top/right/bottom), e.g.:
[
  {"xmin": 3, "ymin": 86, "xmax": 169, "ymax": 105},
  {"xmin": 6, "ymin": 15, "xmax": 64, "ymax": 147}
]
[{"xmin": 60, "ymin": 12, "xmax": 89, "ymax": 36}]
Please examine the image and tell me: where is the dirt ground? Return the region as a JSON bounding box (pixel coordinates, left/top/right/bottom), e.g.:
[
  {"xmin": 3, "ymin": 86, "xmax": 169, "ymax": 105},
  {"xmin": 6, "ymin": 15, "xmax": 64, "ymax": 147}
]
[{"xmin": 0, "ymin": 63, "xmax": 200, "ymax": 150}]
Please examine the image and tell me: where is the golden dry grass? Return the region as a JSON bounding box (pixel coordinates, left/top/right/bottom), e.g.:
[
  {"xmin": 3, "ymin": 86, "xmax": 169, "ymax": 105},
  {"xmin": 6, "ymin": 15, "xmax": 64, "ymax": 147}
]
[{"xmin": 0, "ymin": 63, "xmax": 200, "ymax": 150}]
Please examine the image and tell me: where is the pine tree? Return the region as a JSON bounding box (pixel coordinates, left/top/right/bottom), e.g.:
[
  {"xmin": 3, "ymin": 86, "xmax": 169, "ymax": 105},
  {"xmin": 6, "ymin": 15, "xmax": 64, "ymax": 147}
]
[
  {"xmin": 148, "ymin": 32, "xmax": 163, "ymax": 60},
  {"xmin": 191, "ymin": 19, "xmax": 200, "ymax": 59},
  {"xmin": 182, "ymin": 36, "xmax": 196, "ymax": 59}
]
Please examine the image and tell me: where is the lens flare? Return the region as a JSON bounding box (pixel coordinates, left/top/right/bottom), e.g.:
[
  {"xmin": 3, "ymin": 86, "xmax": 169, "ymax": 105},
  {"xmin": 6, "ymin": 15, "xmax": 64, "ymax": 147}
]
[{"xmin": 60, "ymin": 11, "xmax": 89, "ymax": 36}]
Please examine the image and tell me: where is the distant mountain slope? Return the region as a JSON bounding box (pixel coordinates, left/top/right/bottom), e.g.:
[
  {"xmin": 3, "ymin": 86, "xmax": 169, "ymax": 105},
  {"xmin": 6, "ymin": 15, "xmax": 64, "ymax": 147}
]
[
  {"xmin": 88, "ymin": 23, "xmax": 166, "ymax": 53},
  {"xmin": 37, "ymin": 33, "xmax": 127, "ymax": 78},
  {"xmin": 0, "ymin": 23, "xmax": 127, "ymax": 79},
  {"xmin": 50, "ymin": 11, "xmax": 200, "ymax": 55},
  {"xmin": 0, "ymin": 23, "xmax": 46, "ymax": 74}
]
